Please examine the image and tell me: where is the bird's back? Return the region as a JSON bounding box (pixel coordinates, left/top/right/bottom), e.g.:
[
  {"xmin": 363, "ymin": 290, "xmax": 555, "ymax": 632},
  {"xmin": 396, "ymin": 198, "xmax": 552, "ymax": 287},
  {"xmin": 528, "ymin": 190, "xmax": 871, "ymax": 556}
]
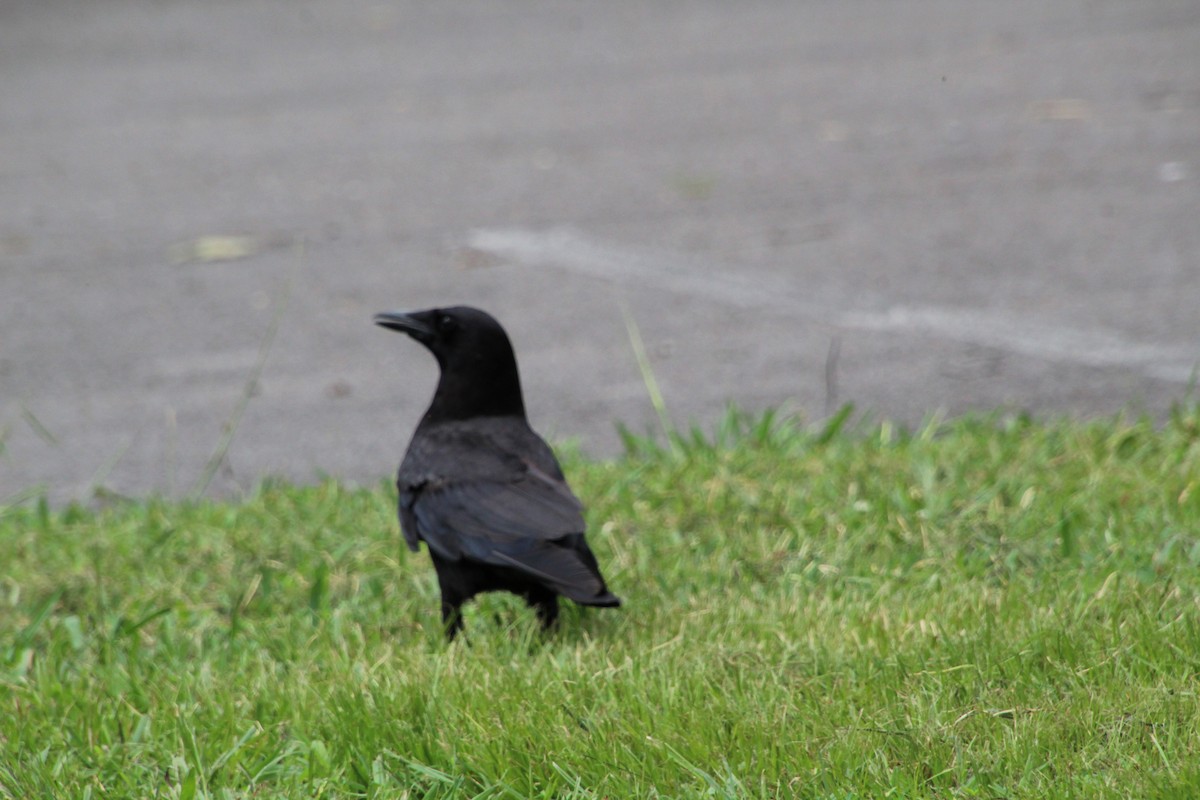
[{"xmin": 397, "ymin": 415, "xmax": 619, "ymax": 606}]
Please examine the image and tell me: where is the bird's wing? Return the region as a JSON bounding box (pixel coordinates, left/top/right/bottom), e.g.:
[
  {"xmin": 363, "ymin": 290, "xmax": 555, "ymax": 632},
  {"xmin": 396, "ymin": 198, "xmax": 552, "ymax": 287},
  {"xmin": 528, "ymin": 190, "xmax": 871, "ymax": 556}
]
[
  {"xmin": 409, "ymin": 461, "xmax": 583, "ymax": 556},
  {"xmin": 403, "ymin": 462, "xmax": 607, "ymax": 597}
]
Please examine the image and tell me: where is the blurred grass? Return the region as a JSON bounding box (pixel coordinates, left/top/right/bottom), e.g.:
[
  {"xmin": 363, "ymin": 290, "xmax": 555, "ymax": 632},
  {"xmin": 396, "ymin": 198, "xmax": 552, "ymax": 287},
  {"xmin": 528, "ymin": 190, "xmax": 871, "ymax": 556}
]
[{"xmin": 2, "ymin": 404, "xmax": 1200, "ymax": 798}]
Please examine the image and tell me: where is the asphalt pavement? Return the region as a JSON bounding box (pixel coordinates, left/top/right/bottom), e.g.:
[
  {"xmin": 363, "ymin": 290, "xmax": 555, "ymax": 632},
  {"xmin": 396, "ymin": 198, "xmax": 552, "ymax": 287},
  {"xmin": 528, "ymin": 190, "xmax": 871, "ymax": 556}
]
[{"xmin": 3, "ymin": 0, "xmax": 1198, "ymax": 503}]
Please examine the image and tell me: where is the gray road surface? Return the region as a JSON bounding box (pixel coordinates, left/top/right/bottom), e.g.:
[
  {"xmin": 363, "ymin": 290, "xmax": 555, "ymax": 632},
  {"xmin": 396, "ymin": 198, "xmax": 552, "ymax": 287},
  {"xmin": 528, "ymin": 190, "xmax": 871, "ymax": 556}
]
[{"xmin": 3, "ymin": 0, "xmax": 1199, "ymax": 503}]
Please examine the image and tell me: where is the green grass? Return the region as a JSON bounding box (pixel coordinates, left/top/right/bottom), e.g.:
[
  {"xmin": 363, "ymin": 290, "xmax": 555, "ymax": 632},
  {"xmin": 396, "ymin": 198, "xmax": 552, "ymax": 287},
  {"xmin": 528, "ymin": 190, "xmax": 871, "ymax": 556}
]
[{"xmin": 3, "ymin": 405, "xmax": 1200, "ymax": 798}]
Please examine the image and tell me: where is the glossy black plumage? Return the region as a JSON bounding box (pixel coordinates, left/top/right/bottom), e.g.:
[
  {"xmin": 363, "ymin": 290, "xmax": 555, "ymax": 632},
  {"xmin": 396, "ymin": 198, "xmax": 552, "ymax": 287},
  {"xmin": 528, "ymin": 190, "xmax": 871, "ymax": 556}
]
[{"xmin": 376, "ymin": 306, "xmax": 620, "ymax": 639}]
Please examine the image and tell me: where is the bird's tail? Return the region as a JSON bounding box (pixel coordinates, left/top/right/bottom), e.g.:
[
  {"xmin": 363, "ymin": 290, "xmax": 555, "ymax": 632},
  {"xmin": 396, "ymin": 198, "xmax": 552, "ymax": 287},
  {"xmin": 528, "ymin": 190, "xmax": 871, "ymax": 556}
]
[
  {"xmin": 575, "ymin": 589, "xmax": 621, "ymax": 608},
  {"xmin": 559, "ymin": 535, "xmax": 621, "ymax": 607},
  {"xmin": 491, "ymin": 535, "xmax": 621, "ymax": 608}
]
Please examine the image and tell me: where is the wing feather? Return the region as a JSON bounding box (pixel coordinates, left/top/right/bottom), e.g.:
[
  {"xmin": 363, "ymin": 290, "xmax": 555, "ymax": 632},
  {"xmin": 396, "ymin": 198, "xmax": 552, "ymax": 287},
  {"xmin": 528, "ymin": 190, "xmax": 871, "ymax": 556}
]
[{"xmin": 405, "ymin": 466, "xmax": 609, "ymax": 599}]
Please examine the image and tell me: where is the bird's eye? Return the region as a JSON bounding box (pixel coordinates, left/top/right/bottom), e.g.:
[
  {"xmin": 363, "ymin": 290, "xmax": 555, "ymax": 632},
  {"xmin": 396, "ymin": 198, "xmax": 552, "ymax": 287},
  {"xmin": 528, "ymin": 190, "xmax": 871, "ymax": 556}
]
[{"xmin": 437, "ymin": 313, "xmax": 456, "ymax": 333}]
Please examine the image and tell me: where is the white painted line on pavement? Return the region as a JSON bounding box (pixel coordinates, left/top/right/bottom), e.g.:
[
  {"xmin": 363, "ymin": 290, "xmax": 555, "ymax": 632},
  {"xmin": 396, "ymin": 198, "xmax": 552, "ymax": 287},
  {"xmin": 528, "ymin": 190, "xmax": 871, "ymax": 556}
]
[
  {"xmin": 469, "ymin": 226, "xmax": 805, "ymax": 313},
  {"xmin": 468, "ymin": 227, "xmax": 1197, "ymax": 385},
  {"xmin": 838, "ymin": 306, "xmax": 1198, "ymax": 383}
]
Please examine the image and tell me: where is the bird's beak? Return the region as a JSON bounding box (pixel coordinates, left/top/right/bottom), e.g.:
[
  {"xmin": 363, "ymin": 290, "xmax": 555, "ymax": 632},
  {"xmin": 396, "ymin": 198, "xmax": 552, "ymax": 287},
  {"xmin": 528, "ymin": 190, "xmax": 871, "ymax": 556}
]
[{"xmin": 374, "ymin": 311, "xmax": 434, "ymax": 341}]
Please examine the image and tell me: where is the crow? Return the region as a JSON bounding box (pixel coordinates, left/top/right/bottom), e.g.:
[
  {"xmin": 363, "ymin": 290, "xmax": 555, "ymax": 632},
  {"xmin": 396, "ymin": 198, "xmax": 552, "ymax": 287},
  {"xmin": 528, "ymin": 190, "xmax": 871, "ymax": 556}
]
[{"xmin": 375, "ymin": 305, "xmax": 621, "ymax": 639}]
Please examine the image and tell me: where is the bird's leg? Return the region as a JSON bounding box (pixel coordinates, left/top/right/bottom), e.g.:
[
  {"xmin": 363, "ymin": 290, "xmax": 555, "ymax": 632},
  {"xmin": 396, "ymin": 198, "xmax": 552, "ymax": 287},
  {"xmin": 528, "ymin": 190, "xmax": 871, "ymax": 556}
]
[
  {"xmin": 526, "ymin": 590, "xmax": 559, "ymax": 631},
  {"xmin": 441, "ymin": 597, "xmax": 465, "ymax": 641},
  {"xmin": 431, "ymin": 557, "xmax": 469, "ymax": 641}
]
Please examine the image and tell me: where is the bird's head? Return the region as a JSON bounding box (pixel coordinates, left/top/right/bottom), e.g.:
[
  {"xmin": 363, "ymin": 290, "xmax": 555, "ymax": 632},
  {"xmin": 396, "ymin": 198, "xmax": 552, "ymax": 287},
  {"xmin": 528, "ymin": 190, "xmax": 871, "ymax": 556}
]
[{"xmin": 374, "ymin": 305, "xmax": 526, "ymax": 421}]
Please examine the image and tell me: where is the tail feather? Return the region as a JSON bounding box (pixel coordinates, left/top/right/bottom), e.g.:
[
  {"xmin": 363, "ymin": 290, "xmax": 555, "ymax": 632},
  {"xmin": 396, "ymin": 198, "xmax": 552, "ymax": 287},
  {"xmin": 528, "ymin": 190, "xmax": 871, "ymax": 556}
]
[
  {"xmin": 488, "ymin": 535, "xmax": 620, "ymax": 606},
  {"xmin": 576, "ymin": 590, "xmax": 621, "ymax": 608}
]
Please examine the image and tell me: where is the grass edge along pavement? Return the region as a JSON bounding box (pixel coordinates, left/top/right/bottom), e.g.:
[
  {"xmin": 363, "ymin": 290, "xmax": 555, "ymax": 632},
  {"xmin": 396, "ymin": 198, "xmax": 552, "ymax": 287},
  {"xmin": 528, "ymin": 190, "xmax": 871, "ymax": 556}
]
[{"xmin": 2, "ymin": 404, "xmax": 1200, "ymax": 798}]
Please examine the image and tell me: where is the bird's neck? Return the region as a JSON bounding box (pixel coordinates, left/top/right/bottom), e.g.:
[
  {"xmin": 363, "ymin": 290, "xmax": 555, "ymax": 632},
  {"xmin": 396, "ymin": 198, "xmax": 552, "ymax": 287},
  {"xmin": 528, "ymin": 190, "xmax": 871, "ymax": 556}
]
[{"xmin": 422, "ymin": 366, "xmax": 527, "ymax": 425}]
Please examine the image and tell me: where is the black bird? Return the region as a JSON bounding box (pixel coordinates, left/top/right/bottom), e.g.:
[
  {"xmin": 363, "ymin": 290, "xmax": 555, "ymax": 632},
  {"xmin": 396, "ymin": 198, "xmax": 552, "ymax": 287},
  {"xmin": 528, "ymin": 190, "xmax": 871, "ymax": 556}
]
[{"xmin": 375, "ymin": 305, "xmax": 621, "ymax": 639}]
